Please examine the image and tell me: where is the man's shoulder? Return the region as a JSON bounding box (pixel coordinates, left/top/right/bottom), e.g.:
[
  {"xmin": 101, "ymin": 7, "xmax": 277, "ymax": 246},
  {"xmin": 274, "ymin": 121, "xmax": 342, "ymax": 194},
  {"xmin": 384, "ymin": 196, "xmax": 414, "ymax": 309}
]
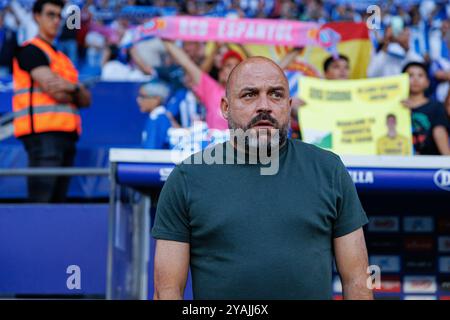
[
  {"xmin": 178, "ymin": 142, "xmax": 227, "ymax": 167},
  {"xmin": 17, "ymin": 43, "xmax": 40, "ymax": 54},
  {"xmin": 415, "ymin": 100, "xmax": 444, "ymax": 114},
  {"xmin": 287, "ymin": 140, "xmax": 345, "ymax": 184},
  {"xmin": 426, "ymin": 100, "xmax": 444, "ymax": 110},
  {"xmin": 16, "ymin": 43, "xmax": 48, "ymax": 61},
  {"xmin": 288, "ymin": 139, "xmax": 341, "ymax": 165}
]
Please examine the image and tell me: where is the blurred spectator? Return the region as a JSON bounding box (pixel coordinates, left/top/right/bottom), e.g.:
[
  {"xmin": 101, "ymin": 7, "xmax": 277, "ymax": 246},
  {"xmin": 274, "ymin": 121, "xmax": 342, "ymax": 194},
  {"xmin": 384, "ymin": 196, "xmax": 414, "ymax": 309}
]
[
  {"xmin": 287, "ymin": 52, "xmax": 350, "ymax": 113},
  {"xmin": 368, "ymin": 27, "xmax": 424, "ymax": 78},
  {"xmin": 429, "ymin": 19, "xmax": 450, "ymax": 103},
  {"xmin": 397, "ymin": 5, "xmax": 411, "ymax": 26},
  {"xmin": 444, "ymin": 87, "xmax": 450, "ymax": 122},
  {"xmin": 279, "ymin": 0, "xmax": 299, "ymax": 20},
  {"xmin": 0, "ymin": 9, "xmax": 18, "ymax": 76},
  {"xmin": 419, "ymin": 0, "xmax": 437, "ymax": 25},
  {"xmin": 58, "ymin": 0, "xmax": 79, "ymax": 66},
  {"xmin": 300, "ymin": 0, "xmax": 328, "ymax": 23},
  {"xmin": 163, "ymin": 39, "xmax": 299, "ymax": 130},
  {"xmin": 239, "ymin": 0, "xmax": 275, "ymax": 18},
  {"xmin": 239, "ymin": 0, "xmax": 260, "ymax": 18},
  {"xmin": 130, "ymin": 36, "xmax": 165, "ymax": 73},
  {"xmin": 323, "ymin": 54, "xmax": 350, "ymax": 80},
  {"xmin": 76, "ymin": 0, "xmax": 94, "ymax": 63},
  {"xmin": 163, "ymin": 40, "xmax": 243, "ymax": 130},
  {"xmin": 138, "ymin": 80, "xmax": 179, "ymax": 149},
  {"xmin": 108, "ymin": 15, "xmax": 130, "ymax": 45},
  {"xmin": 120, "ymin": 18, "xmax": 166, "ymax": 75},
  {"xmin": 84, "ymin": 27, "xmax": 106, "ymax": 70},
  {"xmin": 409, "ymin": 6, "xmax": 429, "ymax": 61},
  {"xmin": 101, "ymin": 44, "xmax": 150, "ymax": 81},
  {"xmin": 331, "ymin": 4, "xmax": 358, "ymax": 22},
  {"xmin": 179, "ymin": 0, "xmax": 215, "ymax": 16},
  {"xmin": 293, "ymin": 53, "xmax": 351, "ymax": 141},
  {"xmin": 152, "ymin": 41, "xmax": 222, "ymax": 128},
  {"xmin": 401, "ymin": 62, "xmax": 450, "ymax": 155},
  {"xmin": 8, "ymin": 0, "xmax": 39, "ymax": 44}
]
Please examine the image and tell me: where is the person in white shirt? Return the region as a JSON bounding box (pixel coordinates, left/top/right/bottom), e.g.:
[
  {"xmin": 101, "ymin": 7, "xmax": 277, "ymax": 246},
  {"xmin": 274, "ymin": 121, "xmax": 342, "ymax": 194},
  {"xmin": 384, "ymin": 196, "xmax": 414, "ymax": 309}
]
[
  {"xmin": 367, "ymin": 26, "xmax": 424, "ymax": 78},
  {"xmin": 101, "ymin": 44, "xmax": 151, "ymax": 82},
  {"xmin": 120, "ymin": 22, "xmax": 166, "ymax": 76},
  {"xmin": 8, "ymin": 0, "xmax": 38, "ymax": 44}
]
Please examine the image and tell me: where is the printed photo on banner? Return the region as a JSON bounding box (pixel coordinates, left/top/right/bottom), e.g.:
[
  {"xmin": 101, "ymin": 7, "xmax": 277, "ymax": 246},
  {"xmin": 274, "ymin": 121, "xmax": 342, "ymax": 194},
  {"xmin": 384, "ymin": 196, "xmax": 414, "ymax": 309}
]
[{"xmin": 298, "ymin": 74, "xmax": 412, "ymax": 156}]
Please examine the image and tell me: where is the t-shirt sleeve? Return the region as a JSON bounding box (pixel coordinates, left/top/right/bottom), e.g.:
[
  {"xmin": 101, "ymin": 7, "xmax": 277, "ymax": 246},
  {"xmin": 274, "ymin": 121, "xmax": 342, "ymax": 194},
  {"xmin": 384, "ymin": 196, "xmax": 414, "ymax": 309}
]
[
  {"xmin": 16, "ymin": 44, "xmax": 49, "ymax": 73},
  {"xmin": 431, "ymin": 102, "xmax": 450, "ymax": 130},
  {"xmin": 332, "ymin": 158, "xmax": 369, "ymax": 238},
  {"xmin": 151, "ymin": 165, "xmax": 191, "ymax": 243}
]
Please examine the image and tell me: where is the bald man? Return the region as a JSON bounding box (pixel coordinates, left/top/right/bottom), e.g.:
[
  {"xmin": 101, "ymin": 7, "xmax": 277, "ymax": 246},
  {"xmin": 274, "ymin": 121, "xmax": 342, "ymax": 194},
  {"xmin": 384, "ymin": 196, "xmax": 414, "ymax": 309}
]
[{"xmin": 152, "ymin": 57, "xmax": 373, "ymax": 300}]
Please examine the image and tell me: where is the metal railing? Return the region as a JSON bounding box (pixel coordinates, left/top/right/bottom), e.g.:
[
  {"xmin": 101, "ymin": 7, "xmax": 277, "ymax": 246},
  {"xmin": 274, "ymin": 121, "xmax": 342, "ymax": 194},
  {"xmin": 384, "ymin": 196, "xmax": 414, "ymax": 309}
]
[{"xmin": 0, "ymin": 167, "xmax": 109, "ymax": 177}]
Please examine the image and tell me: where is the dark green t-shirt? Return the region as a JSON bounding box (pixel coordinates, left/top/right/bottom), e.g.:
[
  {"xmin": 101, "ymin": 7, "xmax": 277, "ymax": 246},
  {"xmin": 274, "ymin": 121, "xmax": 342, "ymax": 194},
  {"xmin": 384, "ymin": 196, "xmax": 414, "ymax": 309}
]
[{"xmin": 151, "ymin": 139, "xmax": 368, "ymax": 299}]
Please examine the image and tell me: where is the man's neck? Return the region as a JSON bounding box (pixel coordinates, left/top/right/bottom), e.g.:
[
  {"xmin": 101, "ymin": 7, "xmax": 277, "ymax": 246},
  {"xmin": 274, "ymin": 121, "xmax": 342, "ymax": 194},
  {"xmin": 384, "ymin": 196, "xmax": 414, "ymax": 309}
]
[
  {"xmin": 38, "ymin": 32, "xmax": 55, "ymax": 45},
  {"xmin": 409, "ymin": 93, "xmax": 428, "ymax": 109},
  {"xmin": 388, "ymin": 129, "xmax": 397, "ymax": 138}
]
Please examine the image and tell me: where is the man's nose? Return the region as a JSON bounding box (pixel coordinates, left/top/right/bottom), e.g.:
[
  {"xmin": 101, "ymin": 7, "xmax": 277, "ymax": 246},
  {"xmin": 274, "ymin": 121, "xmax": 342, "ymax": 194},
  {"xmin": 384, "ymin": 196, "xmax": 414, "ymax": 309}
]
[{"xmin": 255, "ymin": 94, "xmax": 273, "ymax": 113}]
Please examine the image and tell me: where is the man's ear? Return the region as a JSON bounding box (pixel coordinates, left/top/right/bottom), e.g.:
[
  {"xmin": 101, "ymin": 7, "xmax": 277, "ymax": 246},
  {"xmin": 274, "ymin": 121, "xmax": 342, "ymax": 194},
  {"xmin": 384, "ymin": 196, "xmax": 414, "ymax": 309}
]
[
  {"xmin": 33, "ymin": 13, "xmax": 40, "ymax": 24},
  {"xmin": 220, "ymin": 96, "xmax": 229, "ymax": 120}
]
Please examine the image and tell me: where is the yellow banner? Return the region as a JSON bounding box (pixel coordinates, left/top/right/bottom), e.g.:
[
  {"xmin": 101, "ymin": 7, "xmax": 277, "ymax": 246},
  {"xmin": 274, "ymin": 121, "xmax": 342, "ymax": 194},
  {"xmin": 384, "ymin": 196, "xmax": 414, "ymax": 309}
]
[{"xmin": 298, "ymin": 75, "xmax": 413, "ymax": 156}]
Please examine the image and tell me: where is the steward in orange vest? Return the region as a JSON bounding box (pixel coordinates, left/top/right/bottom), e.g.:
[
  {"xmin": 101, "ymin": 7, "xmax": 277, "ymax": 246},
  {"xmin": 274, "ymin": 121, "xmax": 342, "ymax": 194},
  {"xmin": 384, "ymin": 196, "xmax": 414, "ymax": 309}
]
[
  {"xmin": 13, "ymin": 0, "xmax": 91, "ymax": 202},
  {"xmin": 13, "ymin": 36, "xmax": 82, "ymax": 137}
]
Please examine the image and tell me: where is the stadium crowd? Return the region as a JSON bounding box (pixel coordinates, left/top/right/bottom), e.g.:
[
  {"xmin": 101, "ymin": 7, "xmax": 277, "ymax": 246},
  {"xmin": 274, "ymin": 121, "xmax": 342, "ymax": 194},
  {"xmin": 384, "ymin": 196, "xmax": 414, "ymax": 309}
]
[{"xmin": 1, "ymin": 0, "xmax": 450, "ymax": 155}]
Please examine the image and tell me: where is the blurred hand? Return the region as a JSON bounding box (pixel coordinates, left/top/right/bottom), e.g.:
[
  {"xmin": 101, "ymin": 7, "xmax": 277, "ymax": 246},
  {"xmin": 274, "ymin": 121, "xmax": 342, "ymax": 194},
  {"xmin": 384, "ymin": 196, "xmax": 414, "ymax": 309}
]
[
  {"xmin": 380, "ymin": 27, "xmax": 393, "ymax": 52},
  {"xmin": 401, "ymin": 99, "xmax": 414, "ymax": 109},
  {"xmin": 142, "ymin": 65, "xmax": 155, "ymax": 75},
  {"xmin": 393, "ymin": 29, "xmax": 410, "ymax": 52},
  {"xmin": 46, "ymin": 77, "xmax": 76, "ymax": 94},
  {"xmin": 444, "ymin": 71, "xmax": 450, "ymax": 82},
  {"xmin": 292, "ymin": 97, "xmax": 306, "ymax": 108},
  {"xmin": 291, "ymin": 97, "xmax": 306, "ymax": 118},
  {"xmin": 384, "ymin": 27, "xmax": 394, "ymax": 43},
  {"xmin": 166, "ymin": 111, "xmax": 181, "ymax": 128}
]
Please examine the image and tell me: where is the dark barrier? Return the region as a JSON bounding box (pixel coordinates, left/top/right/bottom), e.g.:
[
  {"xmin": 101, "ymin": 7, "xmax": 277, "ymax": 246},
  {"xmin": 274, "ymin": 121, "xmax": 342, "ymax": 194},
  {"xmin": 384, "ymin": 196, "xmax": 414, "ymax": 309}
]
[{"xmin": 0, "ymin": 204, "xmax": 108, "ymax": 297}]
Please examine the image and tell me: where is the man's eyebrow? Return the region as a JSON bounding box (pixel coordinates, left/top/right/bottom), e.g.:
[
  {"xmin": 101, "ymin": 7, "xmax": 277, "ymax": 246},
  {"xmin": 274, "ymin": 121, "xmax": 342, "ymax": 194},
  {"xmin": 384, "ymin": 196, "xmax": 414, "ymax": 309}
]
[
  {"xmin": 238, "ymin": 87, "xmax": 259, "ymax": 94},
  {"xmin": 268, "ymin": 86, "xmax": 286, "ymax": 91}
]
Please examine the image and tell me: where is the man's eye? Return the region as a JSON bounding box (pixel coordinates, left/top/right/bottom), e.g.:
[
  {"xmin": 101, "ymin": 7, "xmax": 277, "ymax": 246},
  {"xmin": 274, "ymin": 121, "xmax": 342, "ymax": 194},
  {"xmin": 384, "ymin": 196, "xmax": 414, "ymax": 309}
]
[
  {"xmin": 271, "ymin": 92, "xmax": 283, "ymax": 98},
  {"xmin": 243, "ymin": 92, "xmax": 255, "ymax": 98}
]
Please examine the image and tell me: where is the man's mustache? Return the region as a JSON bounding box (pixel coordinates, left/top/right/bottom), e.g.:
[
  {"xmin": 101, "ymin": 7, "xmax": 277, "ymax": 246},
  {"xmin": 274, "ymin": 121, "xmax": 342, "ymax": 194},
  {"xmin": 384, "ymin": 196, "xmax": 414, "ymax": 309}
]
[{"xmin": 244, "ymin": 112, "xmax": 279, "ymax": 130}]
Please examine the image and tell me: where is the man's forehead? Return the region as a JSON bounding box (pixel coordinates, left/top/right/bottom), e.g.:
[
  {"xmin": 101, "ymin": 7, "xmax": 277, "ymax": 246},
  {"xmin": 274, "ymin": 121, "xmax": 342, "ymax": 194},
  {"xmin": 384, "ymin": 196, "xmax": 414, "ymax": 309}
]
[
  {"xmin": 230, "ymin": 60, "xmax": 288, "ymax": 91},
  {"xmin": 43, "ymin": 3, "xmax": 62, "ymax": 11}
]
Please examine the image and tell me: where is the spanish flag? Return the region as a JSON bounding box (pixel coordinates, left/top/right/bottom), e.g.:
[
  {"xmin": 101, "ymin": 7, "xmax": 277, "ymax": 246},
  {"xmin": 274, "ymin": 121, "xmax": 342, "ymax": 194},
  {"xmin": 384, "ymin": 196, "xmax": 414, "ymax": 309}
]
[
  {"xmin": 229, "ymin": 22, "xmax": 372, "ymax": 79},
  {"xmin": 302, "ymin": 22, "xmax": 372, "ymax": 79}
]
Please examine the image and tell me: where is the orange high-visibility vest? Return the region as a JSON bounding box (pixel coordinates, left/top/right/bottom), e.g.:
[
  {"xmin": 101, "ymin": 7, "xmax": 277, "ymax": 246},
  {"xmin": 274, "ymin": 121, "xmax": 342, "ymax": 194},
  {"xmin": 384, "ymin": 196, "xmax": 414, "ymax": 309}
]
[{"xmin": 12, "ymin": 37, "xmax": 81, "ymax": 138}]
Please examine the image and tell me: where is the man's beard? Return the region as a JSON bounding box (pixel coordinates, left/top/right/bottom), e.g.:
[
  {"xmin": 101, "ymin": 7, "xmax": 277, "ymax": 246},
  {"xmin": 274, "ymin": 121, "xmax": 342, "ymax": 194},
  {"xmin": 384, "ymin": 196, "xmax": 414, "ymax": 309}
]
[{"xmin": 227, "ymin": 111, "xmax": 289, "ymax": 157}]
